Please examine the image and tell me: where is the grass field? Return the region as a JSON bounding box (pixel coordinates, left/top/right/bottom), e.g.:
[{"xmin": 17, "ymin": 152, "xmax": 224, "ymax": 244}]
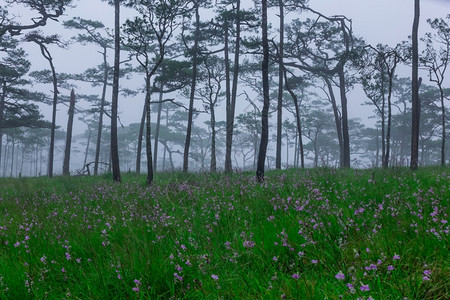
[{"xmin": 0, "ymin": 167, "xmax": 448, "ymax": 299}]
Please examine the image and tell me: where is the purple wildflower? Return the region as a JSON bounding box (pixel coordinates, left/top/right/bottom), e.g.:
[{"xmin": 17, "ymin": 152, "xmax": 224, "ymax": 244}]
[
  {"xmin": 335, "ymin": 271, "xmax": 345, "ymax": 280},
  {"xmin": 211, "ymin": 274, "xmax": 219, "ymax": 280}
]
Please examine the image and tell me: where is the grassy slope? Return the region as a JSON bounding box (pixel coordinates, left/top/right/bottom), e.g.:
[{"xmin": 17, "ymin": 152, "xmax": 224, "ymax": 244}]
[{"xmin": 0, "ymin": 167, "xmax": 448, "ymax": 299}]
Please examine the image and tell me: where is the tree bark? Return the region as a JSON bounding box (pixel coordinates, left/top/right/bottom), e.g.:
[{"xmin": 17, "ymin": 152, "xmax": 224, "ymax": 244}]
[
  {"xmin": 111, "ymin": 0, "xmax": 121, "ymax": 182},
  {"xmin": 145, "ymin": 75, "xmax": 153, "ymax": 184},
  {"xmin": 153, "ymin": 81, "xmax": 164, "ymax": 172},
  {"xmin": 63, "ymin": 89, "xmax": 76, "ymax": 175},
  {"xmin": 324, "ymin": 77, "xmax": 344, "ymax": 167},
  {"xmin": 338, "ymin": 68, "xmax": 351, "ymax": 168},
  {"xmin": 410, "ymin": 0, "xmax": 420, "ymax": 171},
  {"xmin": 283, "ymin": 68, "xmax": 304, "ymax": 168},
  {"xmin": 275, "ymin": 0, "xmax": 284, "ymax": 169},
  {"xmin": 183, "ymin": 3, "xmax": 200, "ymax": 173},
  {"xmin": 0, "ymin": 80, "xmax": 5, "ymax": 173},
  {"xmin": 225, "ymin": 0, "xmax": 241, "ymax": 173},
  {"xmin": 256, "ymin": 0, "xmax": 269, "ymax": 182},
  {"xmin": 94, "ymin": 48, "xmax": 109, "ymax": 175}
]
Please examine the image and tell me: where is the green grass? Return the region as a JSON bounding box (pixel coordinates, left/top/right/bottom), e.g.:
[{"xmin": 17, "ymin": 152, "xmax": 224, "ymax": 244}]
[{"xmin": 0, "ymin": 167, "xmax": 448, "ymax": 299}]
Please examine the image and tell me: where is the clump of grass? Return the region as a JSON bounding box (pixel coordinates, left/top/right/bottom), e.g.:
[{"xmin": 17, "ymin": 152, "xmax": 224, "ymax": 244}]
[{"xmin": 0, "ymin": 167, "xmax": 448, "ymax": 299}]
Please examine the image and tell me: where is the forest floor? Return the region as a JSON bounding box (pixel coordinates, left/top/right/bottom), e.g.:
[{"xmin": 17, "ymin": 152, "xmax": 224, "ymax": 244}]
[{"xmin": 0, "ymin": 167, "xmax": 448, "ymax": 299}]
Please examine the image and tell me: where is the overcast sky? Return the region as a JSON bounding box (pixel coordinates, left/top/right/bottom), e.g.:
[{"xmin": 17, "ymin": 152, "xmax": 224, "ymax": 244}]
[{"xmin": 8, "ymin": 0, "xmax": 450, "ymax": 147}]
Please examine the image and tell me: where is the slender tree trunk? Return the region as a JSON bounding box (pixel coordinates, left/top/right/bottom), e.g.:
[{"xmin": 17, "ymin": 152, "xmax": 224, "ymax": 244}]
[
  {"xmin": 183, "ymin": 3, "xmax": 200, "ymax": 173},
  {"xmin": 94, "ymin": 49, "xmax": 109, "ymax": 176},
  {"xmin": 225, "ymin": 0, "xmax": 241, "ymax": 173},
  {"xmin": 210, "ymin": 104, "xmax": 217, "ymax": 172},
  {"xmin": 275, "ymin": 0, "xmax": 284, "ymax": 169},
  {"xmin": 410, "ymin": 0, "xmax": 420, "ymax": 171},
  {"xmin": 283, "ymin": 69, "xmax": 304, "ymax": 169},
  {"xmin": 324, "ymin": 77, "xmax": 344, "ymax": 167},
  {"xmin": 145, "ymin": 76, "xmax": 153, "ymax": 184},
  {"xmin": 381, "ymin": 90, "xmax": 386, "ymax": 167},
  {"xmin": 9, "ymin": 138, "xmax": 14, "ymax": 177},
  {"xmin": 136, "ymin": 100, "xmax": 146, "ymax": 173},
  {"xmin": 256, "ymin": 0, "xmax": 269, "ymax": 182},
  {"xmin": 111, "ymin": 0, "xmax": 121, "ymax": 182},
  {"xmin": 0, "ymin": 80, "xmax": 5, "ymax": 173},
  {"xmin": 384, "ymin": 72, "xmax": 394, "ymax": 168},
  {"xmin": 438, "ymin": 85, "xmax": 446, "ymax": 166},
  {"xmin": 84, "ymin": 128, "xmax": 92, "ymax": 167},
  {"xmin": 153, "ymin": 81, "xmax": 164, "ymax": 172},
  {"xmin": 338, "ymin": 68, "xmax": 350, "ymax": 168},
  {"xmin": 63, "ymin": 89, "xmax": 76, "ymax": 175},
  {"xmin": 47, "ymin": 52, "xmax": 58, "ymax": 178}
]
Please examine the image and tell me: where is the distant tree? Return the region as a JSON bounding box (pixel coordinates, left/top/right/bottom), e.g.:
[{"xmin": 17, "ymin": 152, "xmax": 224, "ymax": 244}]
[
  {"xmin": 421, "ymin": 15, "xmax": 450, "ymax": 166},
  {"xmin": 197, "ymin": 55, "xmax": 225, "ymax": 172},
  {"xmin": 124, "ymin": 0, "xmax": 186, "ymax": 183},
  {"xmin": 360, "ymin": 44, "xmax": 403, "ymax": 168},
  {"xmin": 0, "ymin": 0, "xmax": 72, "ymax": 37},
  {"xmin": 25, "ymin": 31, "xmax": 65, "ymax": 177},
  {"xmin": 410, "ymin": 0, "xmax": 421, "ymax": 171},
  {"xmin": 284, "ymin": 12, "xmax": 358, "ymax": 168},
  {"xmin": 63, "ymin": 17, "xmax": 114, "ymax": 175}
]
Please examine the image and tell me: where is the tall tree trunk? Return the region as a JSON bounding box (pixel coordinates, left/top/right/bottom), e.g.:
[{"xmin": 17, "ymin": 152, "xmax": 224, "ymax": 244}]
[
  {"xmin": 111, "ymin": 0, "xmax": 121, "ymax": 182},
  {"xmin": 94, "ymin": 49, "xmax": 109, "ymax": 176},
  {"xmin": 324, "ymin": 77, "xmax": 344, "ymax": 167},
  {"xmin": 275, "ymin": 0, "xmax": 284, "ymax": 169},
  {"xmin": 84, "ymin": 127, "xmax": 92, "ymax": 167},
  {"xmin": 0, "ymin": 80, "xmax": 5, "ymax": 173},
  {"xmin": 225, "ymin": 0, "xmax": 241, "ymax": 173},
  {"xmin": 63, "ymin": 89, "xmax": 76, "ymax": 175},
  {"xmin": 136, "ymin": 100, "xmax": 146, "ymax": 173},
  {"xmin": 410, "ymin": 0, "xmax": 420, "ymax": 171},
  {"xmin": 256, "ymin": 0, "xmax": 269, "ymax": 182},
  {"xmin": 283, "ymin": 68, "xmax": 304, "ymax": 168},
  {"xmin": 438, "ymin": 85, "xmax": 446, "ymax": 166},
  {"xmin": 153, "ymin": 82, "xmax": 164, "ymax": 172},
  {"xmin": 381, "ymin": 86, "xmax": 386, "ymax": 167},
  {"xmin": 338, "ymin": 68, "xmax": 350, "ymax": 168},
  {"xmin": 183, "ymin": 3, "xmax": 200, "ymax": 173},
  {"xmin": 384, "ymin": 72, "xmax": 394, "ymax": 168},
  {"xmin": 10, "ymin": 138, "xmax": 14, "ymax": 177},
  {"xmin": 210, "ymin": 104, "xmax": 217, "ymax": 172},
  {"xmin": 47, "ymin": 50, "xmax": 58, "ymax": 178},
  {"xmin": 145, "ymin": 76, "xmax": 154, "ymax": 184}
]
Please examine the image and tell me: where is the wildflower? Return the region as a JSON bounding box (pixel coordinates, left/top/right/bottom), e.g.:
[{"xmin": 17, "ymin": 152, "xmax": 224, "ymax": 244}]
[
  {"xmin": 174, "ymin": 273, "xmax": 183, "ymax": 282},
  {"xmin": 360, "ymin": 284, "xmax": 370, "ymax": 292},
  {"xmin": 273, "ymin": 256, "xmax": 278, "ymax": 262},
  {"xmin": 388, "ymin": 265, "xmax": 394, "ymax": 271},
  {"xmin": 61, "ymin": 268, "xmax": 66, "ymax": 273},
  {"xmin": 14, "ymin": 241, "xmax": 20, "ymax": 248},
  {"xmin": 132, "ymin": 287, "xmax": 140, "ymax": 292},
  {"xmin": 311, "ymin": 259, "xmax": 318, "ymax": 264},
  {"xmin": 134, "ymin": 279, "xmax": 141, "ymax": 285},
  {"xmin": 211, "ymin": 274, "xmax": 219, "ymax": 280},
  {"xmin": 335, "ymin": 271, "xmax": 345, "ymax": 280},
  {"xmin": 366, "ymin": 248, "xmax": 370, "ymax": 252},
  {"xmin": 65, "ymin": 252, "xmax": 71, "ymax": 260},
  {"xmin": 291, "ymin": 273, "xmax": 300, "ymax": 279},
  {"xmin": 393, "ymin": 254, "xmax": 400, "ymax": 260}
]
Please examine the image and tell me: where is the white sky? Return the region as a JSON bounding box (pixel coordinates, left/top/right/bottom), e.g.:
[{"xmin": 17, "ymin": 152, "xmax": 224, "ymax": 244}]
[{"xmin": 4, "ymin": 0, "xmax": 450, "ymax": 170}]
